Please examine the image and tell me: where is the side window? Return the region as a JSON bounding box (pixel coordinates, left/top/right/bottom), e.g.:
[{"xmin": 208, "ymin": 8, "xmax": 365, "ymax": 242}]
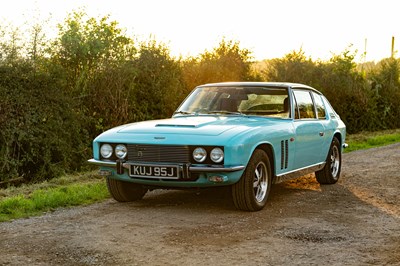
[
  {"xmin": 293, "ymin": 90, "xmax": 316, "ymax": 119},
  {"xmin": 312, "ymin": 92, "xmax": 327, "ymax": 120}
]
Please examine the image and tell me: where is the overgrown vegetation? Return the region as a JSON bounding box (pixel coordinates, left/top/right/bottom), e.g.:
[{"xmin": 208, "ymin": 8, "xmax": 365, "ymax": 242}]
[{"xmin": 1, "ymin": 10, "xmax": 400, "ymax": 183}]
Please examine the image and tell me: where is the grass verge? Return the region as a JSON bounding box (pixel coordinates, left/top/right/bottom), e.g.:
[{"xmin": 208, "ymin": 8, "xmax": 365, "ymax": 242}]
[
  {"xmin": 345, "ymin": 128, "xmax": 400, "ymax": 153},
  {"xmin": 1, "ymin": 129, "xmax": 399, "ymax": 222},
  {"xmin": 0, "ymin": 171, "xmax": 109, "ymax": 222}
]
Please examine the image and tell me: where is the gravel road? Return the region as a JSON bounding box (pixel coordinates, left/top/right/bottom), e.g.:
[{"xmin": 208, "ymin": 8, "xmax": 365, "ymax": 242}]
[{"xmin": 1, "ymin": 143, "xmax": 399, "ymax": 265}]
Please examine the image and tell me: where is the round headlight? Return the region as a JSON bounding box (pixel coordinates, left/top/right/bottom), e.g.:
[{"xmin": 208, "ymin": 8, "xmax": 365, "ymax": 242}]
[
  {"xmin": 193, "ymin": 147, "xmax": 207, "ymax": 162},
  {"xmin": 100, "ymin": 144, "xmax": 113, "ymax": 159},
  {"xmin": 210, "ymin": 148, "xmax": 224, "ymax": 163},
  {"xmin": 115, "ymin": 144, "xmax": 127, "ymax": 159}
]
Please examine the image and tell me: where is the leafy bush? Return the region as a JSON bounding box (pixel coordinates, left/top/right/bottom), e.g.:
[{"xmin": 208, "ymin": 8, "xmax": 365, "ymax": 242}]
[
  {"xmin": 0, "ymin": 62, "xmax": 90, "ymax": 182},
  {"xmin": 368, "ymin": 58, "xmax": 400, "ymax": 129}
]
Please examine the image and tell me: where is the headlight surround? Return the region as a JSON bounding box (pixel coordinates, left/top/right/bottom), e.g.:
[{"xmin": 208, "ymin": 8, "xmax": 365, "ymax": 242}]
[
  {"xmin": 115, "ymin": 144, "xmax": 127, "ymax": 159},
  {"xmin": 210, "ymin": 147, "xmax": 224, "ymax": 163},
  {"xmin": 100, "ymin": 144, "xmax": 113, "ymax": 159},
  {"xmin": 193, "ymin": 147, "xmax": 207, "ymax": 162}
]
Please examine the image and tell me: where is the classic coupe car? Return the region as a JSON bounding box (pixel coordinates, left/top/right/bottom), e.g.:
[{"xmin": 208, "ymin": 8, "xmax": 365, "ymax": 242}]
[{"xmin": 89, "ymin": 82, "xmax": 347, "ymax": 211}]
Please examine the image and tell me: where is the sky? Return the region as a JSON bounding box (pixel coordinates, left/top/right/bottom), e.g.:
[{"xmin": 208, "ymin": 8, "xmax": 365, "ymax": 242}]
[{"xmin": 0, "ymin": 0, "xmax": 399, "ymax": 62}]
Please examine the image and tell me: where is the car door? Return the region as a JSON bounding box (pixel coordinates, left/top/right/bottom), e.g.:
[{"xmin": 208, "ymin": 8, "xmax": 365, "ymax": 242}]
[
  {"xmin": 292, "ymin": 89, "xmax": 326, "ymax": 169},
  {"xmin": 311, "ymin": 91, "xmax": 332, "ymax": 160}
]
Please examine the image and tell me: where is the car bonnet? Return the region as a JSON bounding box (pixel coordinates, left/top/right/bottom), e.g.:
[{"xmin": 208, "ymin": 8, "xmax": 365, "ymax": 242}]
[{"xmin": 116, "ymin": 116, "xmax": 255, "ymax": 136}]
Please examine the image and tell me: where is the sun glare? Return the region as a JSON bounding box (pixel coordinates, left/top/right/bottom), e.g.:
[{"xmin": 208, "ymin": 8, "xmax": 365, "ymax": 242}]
[{"xmin": 0, "ymin": 0, "xmax": 399, "ymax": 62}]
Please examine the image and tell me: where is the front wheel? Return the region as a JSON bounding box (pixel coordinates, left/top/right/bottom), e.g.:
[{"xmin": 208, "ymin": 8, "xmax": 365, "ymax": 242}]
[
  {"xmin": 315, "ymin": 137, "xmax": 342, "ymax": 184},
  {"xmin": 232, "ymin": 149, "xmax": 272, "ymax": 211},
  {"xmin": 106, "ymin": 177, "xmax": 147, "ymax": 202}
]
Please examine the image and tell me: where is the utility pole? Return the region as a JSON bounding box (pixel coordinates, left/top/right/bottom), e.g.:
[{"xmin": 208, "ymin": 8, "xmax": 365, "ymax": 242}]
[
  {"xmin": 363, "ymin": 38, "xmax": 367, "ymax": 63},
  {"xmin": 391, "ymin": 36, "xmax": 395, "ymax": 58}
]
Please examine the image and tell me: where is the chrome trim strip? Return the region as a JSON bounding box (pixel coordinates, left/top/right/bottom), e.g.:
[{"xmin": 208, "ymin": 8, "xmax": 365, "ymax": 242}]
[
  {"xmin": 274, "ymin": 162, "xmax": 326, "ymax": 184},
  {"xmin": 189, "ymin": 165, "xmax": 245, "ymax": 172},
  {"xmin": 88, "ymin": 159, "xmax": 116, "ymax": 167}
]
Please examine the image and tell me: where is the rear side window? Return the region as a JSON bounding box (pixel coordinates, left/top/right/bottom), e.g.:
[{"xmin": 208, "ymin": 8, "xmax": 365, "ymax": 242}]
[
  {"xmin": 293, "ymin": 90, "xmax": 316, "ymax": 119},
  {"xmin": 312, "ymin": 92, "xmax": 327, "ymax": 119}
]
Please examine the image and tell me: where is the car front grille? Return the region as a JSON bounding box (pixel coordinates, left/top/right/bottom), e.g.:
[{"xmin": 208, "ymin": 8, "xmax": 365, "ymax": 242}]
[{"xmin": 127, "ymin": 144, "xmax": 190, "ymax": 163}]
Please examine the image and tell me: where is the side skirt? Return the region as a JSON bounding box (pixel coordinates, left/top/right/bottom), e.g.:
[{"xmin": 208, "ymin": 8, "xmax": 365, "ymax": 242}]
[{"xmin": 273, "ymin": 162, "xmax": 326, "ymax": 184}]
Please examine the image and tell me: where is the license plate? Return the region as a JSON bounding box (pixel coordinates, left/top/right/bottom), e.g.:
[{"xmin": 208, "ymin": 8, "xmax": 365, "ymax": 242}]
[{"xmin": 129, "ymin": 164, "xmax": 180, "ymax": 179}]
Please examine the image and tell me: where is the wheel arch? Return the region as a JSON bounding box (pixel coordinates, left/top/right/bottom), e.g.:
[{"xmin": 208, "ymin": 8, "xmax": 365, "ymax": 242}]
[
  {"xmin": 253, "ymin": 143, "xmax": 276, "ymax": 180},
  {"xmin": 333, "ymin": 131, "xmax": 342, "ymax": 146}
]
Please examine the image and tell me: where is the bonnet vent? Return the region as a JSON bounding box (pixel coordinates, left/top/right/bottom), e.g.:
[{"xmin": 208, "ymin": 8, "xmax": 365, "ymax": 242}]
[{"xmin": 155, "ymin": 124, "xmax": 197, "ymax": 128}]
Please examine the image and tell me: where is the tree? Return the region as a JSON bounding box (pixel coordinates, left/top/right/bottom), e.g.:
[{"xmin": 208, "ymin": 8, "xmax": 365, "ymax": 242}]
[
  {"xmin": 262, "ymin": 48, "xmax": 316, "ymax": 84},
  {"xmin": 53, "ymin": 10, "xmax": 135, "ymax": 94},
  {"xmin": 182, "ymin": 39, "xmax": 254, "ymax": 91},
  {"xmin": 132, "ymin": 40, "xmax": 185, "ymax": 120},
  {"xmin": 0, "ymin": 24, "xmax": 23, "ymax": 65}
]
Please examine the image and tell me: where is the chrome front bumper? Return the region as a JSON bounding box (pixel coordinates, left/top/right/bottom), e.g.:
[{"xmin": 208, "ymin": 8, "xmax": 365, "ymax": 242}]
[{"xmin": 87, "ymin": 159, "xmax": 245, "ymax": 173}]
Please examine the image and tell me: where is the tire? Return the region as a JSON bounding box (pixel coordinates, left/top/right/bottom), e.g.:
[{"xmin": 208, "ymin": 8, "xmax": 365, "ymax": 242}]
[
  {"xmin": 232, "ymin": 149, "xmax": 272, "ymax": 211},
  {"xmin": 316, "ymin": 137, "xmax": 341, "ymax": 184},
  {"xmin": 106, "ymin": 177, "xmax": 147, "ymax": 202}
]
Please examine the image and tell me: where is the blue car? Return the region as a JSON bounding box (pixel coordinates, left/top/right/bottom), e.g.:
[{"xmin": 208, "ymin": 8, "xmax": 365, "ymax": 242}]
[{"xmin": 89, "ymin": 82, "xmax": 347, "ymax": 211}]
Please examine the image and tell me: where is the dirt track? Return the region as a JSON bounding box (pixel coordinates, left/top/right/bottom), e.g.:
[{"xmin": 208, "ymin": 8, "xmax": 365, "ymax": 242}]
[{"xmin": 1, "ymin": 143, "xmax": 399, "ymax": 265}]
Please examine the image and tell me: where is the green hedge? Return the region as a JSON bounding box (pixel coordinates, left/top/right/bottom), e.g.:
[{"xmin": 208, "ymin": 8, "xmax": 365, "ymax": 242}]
[{"xmin": 0, "ymin": 63, "xmax": 90, "ymax": 182}]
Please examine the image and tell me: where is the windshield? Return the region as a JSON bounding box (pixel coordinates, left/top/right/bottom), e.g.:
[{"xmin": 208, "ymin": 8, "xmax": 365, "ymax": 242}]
[{"xmin": 175, "ymin": 86, "xmax": 290, "ymax": 118}]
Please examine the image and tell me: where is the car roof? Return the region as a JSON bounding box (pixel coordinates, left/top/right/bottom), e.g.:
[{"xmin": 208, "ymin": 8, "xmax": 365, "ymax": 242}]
[{"xmin": 198, "ymin": 82, "xmax": 322, "ymax": 94}]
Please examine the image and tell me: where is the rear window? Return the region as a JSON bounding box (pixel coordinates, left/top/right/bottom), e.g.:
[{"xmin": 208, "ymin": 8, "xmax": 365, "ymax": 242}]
[{"xmin": 312, "ymin": 92, "xmax": 327, "ymax": 119}]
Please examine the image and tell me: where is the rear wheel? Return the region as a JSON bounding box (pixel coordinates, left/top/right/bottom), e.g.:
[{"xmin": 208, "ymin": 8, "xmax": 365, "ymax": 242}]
[
  {"xmin": 316, "ymin": 137, "xmax": 341, "ymax": 184},
  {"xmin": 232, "ymin": 149, "xmax": 272, "ymax": 211},
  {"xmin": 106, "ymin": 177, "xmax": 147, "ymax": 202}
]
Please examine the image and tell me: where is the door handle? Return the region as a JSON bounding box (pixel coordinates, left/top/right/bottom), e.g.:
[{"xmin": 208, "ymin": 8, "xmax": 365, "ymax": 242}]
[{"xmin": 319, "ymin": 132, "xmax": 324, "ymax": 136}]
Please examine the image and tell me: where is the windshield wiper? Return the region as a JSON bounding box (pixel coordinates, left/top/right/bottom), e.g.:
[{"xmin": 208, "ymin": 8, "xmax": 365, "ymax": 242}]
[
  {"xmin": 175, "ymin": 110, "xmax": 244, "ymax": 116},
  {"xmin": 173, "ymin": 111, "xmax": 194, "ymax": 115},
  {"xmin": 205, "ymin": 111, "xmax": 244, "ymax": 115}
]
